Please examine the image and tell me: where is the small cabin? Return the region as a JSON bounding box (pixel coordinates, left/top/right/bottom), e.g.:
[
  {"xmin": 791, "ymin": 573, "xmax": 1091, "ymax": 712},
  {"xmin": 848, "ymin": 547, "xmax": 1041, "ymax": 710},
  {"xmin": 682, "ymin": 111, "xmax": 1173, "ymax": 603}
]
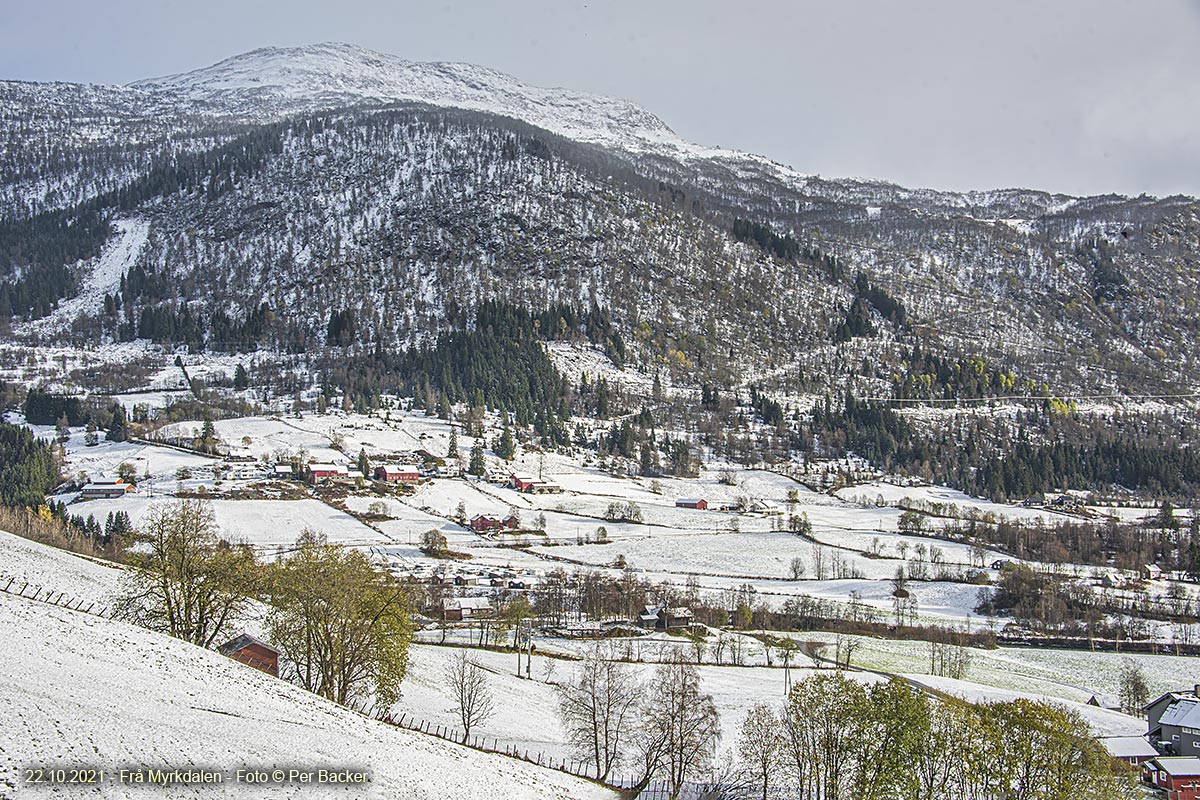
[
  {"xmin": 217, "ymin": 633, "xmax": 280, "ymax": 677},
  {"xmin": 676, "ymin": 498, "xmax": 708, "ymax": 510}
]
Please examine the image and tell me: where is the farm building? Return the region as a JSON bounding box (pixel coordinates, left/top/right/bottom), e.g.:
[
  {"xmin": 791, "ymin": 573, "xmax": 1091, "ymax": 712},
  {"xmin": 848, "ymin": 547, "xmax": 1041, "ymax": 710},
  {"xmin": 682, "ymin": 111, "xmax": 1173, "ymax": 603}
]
[
  {"xmin": 510, "ymin": 472, "xmax": 563, "ymax": 494},
  {"xmin": 442, "ymin": 596, "xmax": 494, "ymax": 621},
  {"xmin": 376, "ymin": 464, "xmax": 420, "ymax": 483},
  {"xmin": 638, "ymin": 604, "xmax": 695, "ymax": 631},
  {"xmin": 79, "ymin": 480, "xmax": 133, "ymax": 499},
  {"xmin": 749, "ymin": 499, "xmax": 781, "ymax": 515},
  {"xmin": 510, "ymin": 472, "xmax": 537, "ymax": 491},
  {"xmin": 470, "ymin": 515, "xmax": 504, "ymax": 532},
  {"xmin": 675, "ymin": 498, "xmax": 708, "ymax": 510},
  {"xmin": 1143, "ymin": 756, "xmax": 1200, "ymax": 799},
  {"xmin": 1099, "ymin": 736, "xmax": 1158, "ymax": 765},
  {"xmin": 217, "ymin": 633, "xmax": 280, "ymax": 677},
  {"xmin": 502, "ymin": 514, "xmax": 521, "ymax": 529},
  {"xmin": 1149, "ymin": 689, "xmax": 1200, "ymax": 756},
  {"xmin": 272, "ymin": 464, "xmax": 295, "ymax": 479},
  {"xmin": 307, "ymin": 463, "xmax": 348, "ymax": 480},
  {"xmin": 1088, "ymin": 694, "xmax": 1121, "ymax": 711}
]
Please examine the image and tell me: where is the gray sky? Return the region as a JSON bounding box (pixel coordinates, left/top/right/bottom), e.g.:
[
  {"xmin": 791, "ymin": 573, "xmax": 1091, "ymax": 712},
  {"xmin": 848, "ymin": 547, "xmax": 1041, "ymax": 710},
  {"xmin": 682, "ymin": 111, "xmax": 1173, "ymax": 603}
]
[{"xmin": 4, "ymin": 0, "xmax": 1199, "ymax": 197}]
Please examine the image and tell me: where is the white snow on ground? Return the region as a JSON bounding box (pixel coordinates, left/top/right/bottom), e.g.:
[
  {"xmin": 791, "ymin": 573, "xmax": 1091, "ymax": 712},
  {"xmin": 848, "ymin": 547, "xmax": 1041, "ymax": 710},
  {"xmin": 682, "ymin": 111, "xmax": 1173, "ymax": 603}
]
[
  {"xmin": 396, "ymin": 642, "xmax": 883, "ymax": 763},
  {"xmin": 16, "ymin": 218, "xmax": 149, "ymax": 337},
  {"xmin": 0, "ymin": 592, "xmax": 614, "ymax": 800},
  {"xmin": 901, "ymin": 674, "xmax": 1144, "ymax": 737},
  {"xmin": 72, "ymin": 497, "xmax": 388, "ymax": 551},
  {"xmin": 803, "ymin": 631, "xmax": 1191, "ymax": 717},
  {"xmin": 835, "ymin": 480, "xmax": 1067, "ymax": 525},
  {"xmin": 0, "ymin": 529, "xmax": 123, "ymax": 605}
]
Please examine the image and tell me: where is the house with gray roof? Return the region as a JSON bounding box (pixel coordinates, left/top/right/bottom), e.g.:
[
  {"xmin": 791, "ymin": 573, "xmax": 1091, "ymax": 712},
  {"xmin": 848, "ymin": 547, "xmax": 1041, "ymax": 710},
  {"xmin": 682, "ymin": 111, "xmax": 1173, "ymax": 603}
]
[{"xmin": 1148, "ymin": 686, "xmax": 1200, "ymax": 756}]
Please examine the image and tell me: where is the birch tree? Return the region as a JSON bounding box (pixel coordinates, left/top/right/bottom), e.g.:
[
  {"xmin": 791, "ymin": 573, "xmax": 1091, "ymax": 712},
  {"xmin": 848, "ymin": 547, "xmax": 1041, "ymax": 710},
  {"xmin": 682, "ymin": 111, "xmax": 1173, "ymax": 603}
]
[
  {"xmin": 267, "ymin": 529, "xmax": 413, "ymax": 707},
  {"xmin": 445, "ymin": 649, "xmax": 495, "ymax": 739},
  {"xmin": 556, "ymin": 642, "xmax": 642, "ymax": 780}
]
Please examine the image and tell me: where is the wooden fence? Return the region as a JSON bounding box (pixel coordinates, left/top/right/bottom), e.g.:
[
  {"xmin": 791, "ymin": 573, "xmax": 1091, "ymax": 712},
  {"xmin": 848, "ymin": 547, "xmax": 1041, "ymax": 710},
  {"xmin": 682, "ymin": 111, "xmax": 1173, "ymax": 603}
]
[{"xmin": 0, "ymin": 575, "xmax": 118, "ymax": 618}]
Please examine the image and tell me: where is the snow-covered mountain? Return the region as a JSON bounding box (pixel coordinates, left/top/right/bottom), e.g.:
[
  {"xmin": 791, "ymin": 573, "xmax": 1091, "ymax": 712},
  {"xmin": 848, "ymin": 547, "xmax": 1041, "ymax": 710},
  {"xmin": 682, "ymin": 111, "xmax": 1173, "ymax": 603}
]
[
  {"xmin": 132, "ymin": 42, "xmax": 692, "ymax": 156},
  {"xmin": 2, "ymin": 43, "xmax": 1199, "ymax": 396}
]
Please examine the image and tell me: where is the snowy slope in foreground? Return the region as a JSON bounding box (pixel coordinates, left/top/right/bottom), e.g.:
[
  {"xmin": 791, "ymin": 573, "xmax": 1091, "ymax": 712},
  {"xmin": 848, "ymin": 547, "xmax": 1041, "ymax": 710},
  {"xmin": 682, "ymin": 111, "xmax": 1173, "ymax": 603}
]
[{"xmin": 0, "ymin": 592, "xmax": 613, "ymax": 799}]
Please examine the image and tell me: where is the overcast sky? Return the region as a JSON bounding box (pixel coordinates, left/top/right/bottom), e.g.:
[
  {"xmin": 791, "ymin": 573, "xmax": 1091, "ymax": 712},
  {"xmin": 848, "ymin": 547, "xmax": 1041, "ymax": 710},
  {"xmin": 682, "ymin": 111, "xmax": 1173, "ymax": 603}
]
[{"xmin": 4, "ymin": 0, "xmax": 1198, "ymax": 197}]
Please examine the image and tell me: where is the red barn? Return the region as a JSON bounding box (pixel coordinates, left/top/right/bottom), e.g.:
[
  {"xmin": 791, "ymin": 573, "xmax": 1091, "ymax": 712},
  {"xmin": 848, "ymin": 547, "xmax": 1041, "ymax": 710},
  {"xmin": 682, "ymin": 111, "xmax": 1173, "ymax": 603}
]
[
  {"xmin": 218, "ymin": 633, "xmax": 280, "ymax": 677},
  {"xmin": 376, "ymin": 464, "xmax": 420, "ymax": 483},
  {"xmin": 510, "ymin": 472, "xmax": 537, "ymax": 492},
  {"xmin": 470, "ymin": 515, "xmax": 503, "ymax": 532},
  {"xmin": 676, "ymin": 498, "xmax": 708, "ymax": 510},
  {"xmin": 1145, "ymin": 757, "xmax": 1200, "ymax": 800}
]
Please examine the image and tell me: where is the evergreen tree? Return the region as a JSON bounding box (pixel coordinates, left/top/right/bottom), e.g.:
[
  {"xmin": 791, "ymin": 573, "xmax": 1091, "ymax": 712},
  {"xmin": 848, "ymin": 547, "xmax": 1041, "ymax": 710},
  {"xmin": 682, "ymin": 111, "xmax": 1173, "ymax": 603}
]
[
  {"xmin": 233, "ymin": 363, "xmax": 249, "ymax": 391},
  {"xmin": 106, "ymin": 403, "xmax": 128, "ymax": 442},
  {"xmin": 200, "ymin": 417, "xmax": 217, "ymax": 453},
  {"xmin": 468, "ymin": 441, "xmax": 485, "ymax": 477},
  {"xmin": 495, "ymin": 424, "xmax": 515, "ymax": 461},
  {"xmin": 357, "ymin": 448, "xmax": 370, "ymax": 479},
  {"xmin": 447, "ymin": 426, "xmax": 459, "ymax": 459}
]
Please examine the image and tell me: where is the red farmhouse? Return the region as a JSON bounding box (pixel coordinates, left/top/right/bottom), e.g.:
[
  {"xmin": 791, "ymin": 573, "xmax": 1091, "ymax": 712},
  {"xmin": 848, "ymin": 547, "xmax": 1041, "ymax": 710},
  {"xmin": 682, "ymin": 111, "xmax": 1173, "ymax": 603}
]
[
  {"xmin": 1145, "ymin": 757, "xmax": 1200, "ymax": 800},
  {"xmin": 470, "ymin": 515, "xmax": 504, "ymax": 532}
]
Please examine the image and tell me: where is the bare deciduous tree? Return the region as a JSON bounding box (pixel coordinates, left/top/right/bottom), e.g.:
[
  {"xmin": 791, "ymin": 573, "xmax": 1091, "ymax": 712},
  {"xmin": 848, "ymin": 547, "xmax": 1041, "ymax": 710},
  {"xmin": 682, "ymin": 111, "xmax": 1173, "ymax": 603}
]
[
  {"xmin": 634, "ymin": 658, "xmax": 720, "ymax": 800},
  {"xmin": 446, "ymin": 649, "xmax": 495, "ymax": 739},
  {"xmin": 556, "ymin": 642, "xmax": 642, "ymax": 780}
]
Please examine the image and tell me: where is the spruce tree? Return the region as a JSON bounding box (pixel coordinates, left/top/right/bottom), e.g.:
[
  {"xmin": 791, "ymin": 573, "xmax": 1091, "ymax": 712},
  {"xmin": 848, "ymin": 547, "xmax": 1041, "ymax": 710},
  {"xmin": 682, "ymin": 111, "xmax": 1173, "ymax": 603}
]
[
  {"xmin": 233, "ymin": 363, "xmax": 249, "ymax": 391},
  {"xmin": 106, "ymin": 403, "xmax": 128, "ymax": 442},
  {"xmin": 495, "ymin": 424, "xmax": 515, "ymax": 461},
  {"xmin": 468, "ymin": 441, "xmax": 485, "ymax": 476}
]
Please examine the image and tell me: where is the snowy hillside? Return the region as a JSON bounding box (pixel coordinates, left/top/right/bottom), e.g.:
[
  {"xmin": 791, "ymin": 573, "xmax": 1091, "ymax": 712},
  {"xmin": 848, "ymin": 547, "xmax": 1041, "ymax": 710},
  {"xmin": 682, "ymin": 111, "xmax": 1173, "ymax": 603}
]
[{"xmin": 0, "ymin": 589, "xmax": 613, "ymax": 799}]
